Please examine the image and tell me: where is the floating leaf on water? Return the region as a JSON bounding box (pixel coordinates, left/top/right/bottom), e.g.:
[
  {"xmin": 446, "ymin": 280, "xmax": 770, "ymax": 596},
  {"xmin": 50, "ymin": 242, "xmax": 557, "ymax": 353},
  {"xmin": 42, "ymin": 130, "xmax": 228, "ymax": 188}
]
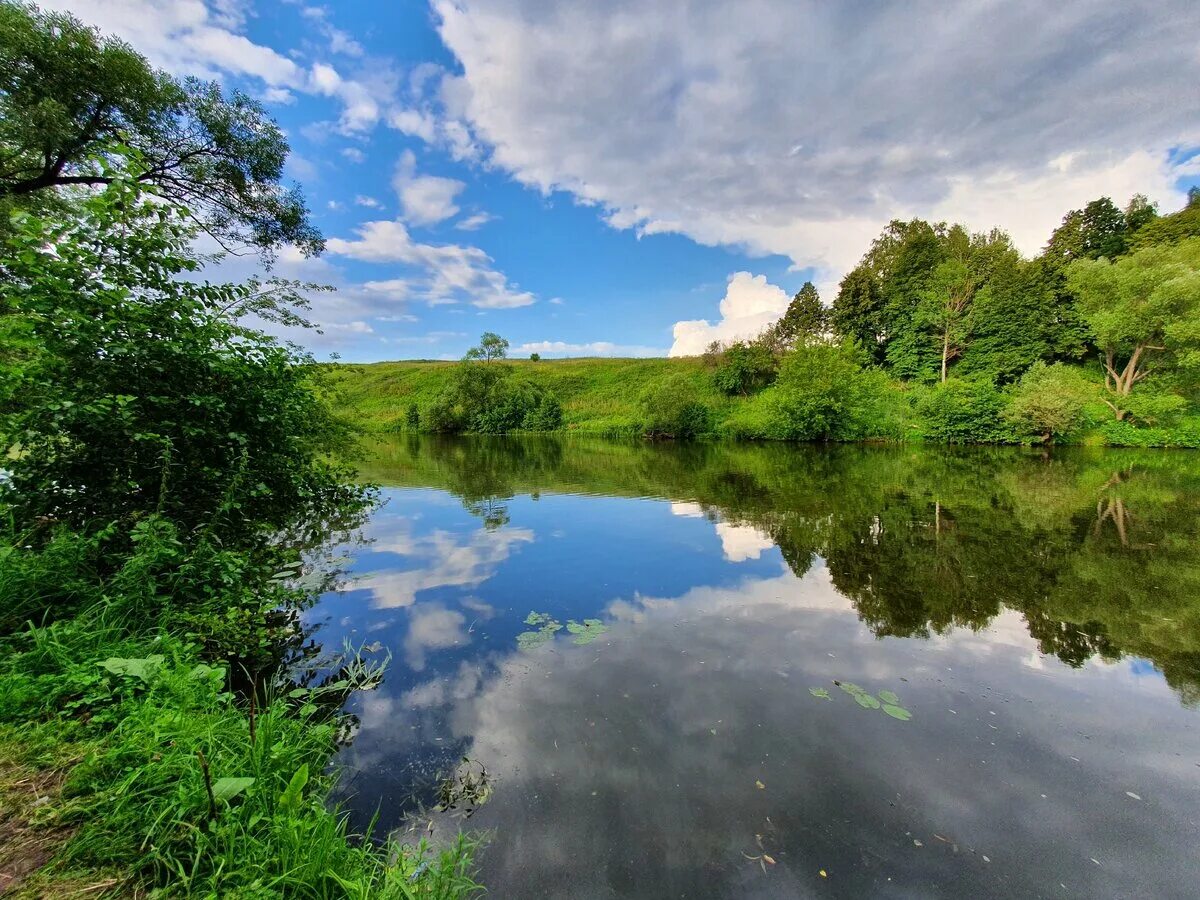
[
  {"xmin": 854, "ymin": 693, "xmax": 881, "ymax": 710},
  {"xmin": 517, "ymin": 630, "xmax": 552, "ymax": 651},
  {"xmin": 882, "ymin": 704, "xmax": 912, "ymax": 721},
  {"xmin": 809, "ymin": 687, "xmax": 832, "ymax": 700},
  {"xmin": 837, "ymin": 682, "xmax": 866, "ymax": 696},
  {"xmin": 878, "ymin": 690, "xmax": 901, "ymax": 705},
  {"xmin": 565, "ymin": 618, "xmax": 609, "ymax": 645}
]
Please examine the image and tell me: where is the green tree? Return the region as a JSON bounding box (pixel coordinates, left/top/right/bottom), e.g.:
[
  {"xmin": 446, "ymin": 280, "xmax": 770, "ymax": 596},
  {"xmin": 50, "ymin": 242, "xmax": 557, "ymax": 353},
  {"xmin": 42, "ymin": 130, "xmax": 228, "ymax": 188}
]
[
  {"xmin": 529, "ymin": 352, "xmax": 541, "ymax": 362},
  {"xmin": 760, "ymin": 343, "xmax": 888, "ymax": 441},
  {"xmin": 640, "ymin": 374, "xmax": 711, "ymax": 439},
  {"xmin": 769, "ymin": 281, "xmax": 827, "ymax": 349},
  {"xmin": 831, "ymin": 267, "xmax": 886, "ymax": 362},
  {"xmin": 1005, "ymin": 362, "xmax": 1093, "ymax": 443},
  {"xmin": 1128, "ymin": 189, "xmax": 1200, "ymax": 250},
  {"xmin": 713, "ymin": 341, "xmax": 776, "ymax": 395},
  {"xmin": 406, "ymin": 402, "xmax": 420, "ymax": 430},
  {"xmin": 465, "ymin": 331, "xmax": 509, "ymax": 363},
  {"xmin": 0, "ymin": 2, "xmax": 319, "ymax": 257},
  {"xmin": 0, "ymin": 173, "xmax": 355, "ymax": 540},
  {"xmin": 1067, "ymin": 238, "xmax": 1200, "ymax": 421}
]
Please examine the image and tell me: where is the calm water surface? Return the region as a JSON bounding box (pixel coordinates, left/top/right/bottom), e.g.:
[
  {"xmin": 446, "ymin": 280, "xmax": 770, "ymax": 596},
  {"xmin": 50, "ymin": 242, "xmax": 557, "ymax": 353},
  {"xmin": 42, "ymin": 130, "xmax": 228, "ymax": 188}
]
[{"xmin": 309, "ymin": 437, "xmax": 1200, "ymax": 899}]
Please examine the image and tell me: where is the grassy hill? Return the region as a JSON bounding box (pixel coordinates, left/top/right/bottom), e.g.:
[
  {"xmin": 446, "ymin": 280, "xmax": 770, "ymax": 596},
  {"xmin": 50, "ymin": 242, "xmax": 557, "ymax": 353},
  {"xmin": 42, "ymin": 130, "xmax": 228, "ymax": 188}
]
[{"xmin": 330, "ymin": 356, "xmax": 737, "ymax": 434}]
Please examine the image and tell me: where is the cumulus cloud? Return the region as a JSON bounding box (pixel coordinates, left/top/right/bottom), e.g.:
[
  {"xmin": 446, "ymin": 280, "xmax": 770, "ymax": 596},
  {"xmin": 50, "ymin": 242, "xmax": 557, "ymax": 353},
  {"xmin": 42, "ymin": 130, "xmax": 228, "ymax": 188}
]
[
  {"xmin": 433, "ymin": 0, "xmax": 1200, "ymax": 279},
  {"xmin": 327, "ymin": 219, "xmax": 536, "ymax": 308},
  {"xmin": 341, "ymin": 147, "xmax": 366, "ymax": 163},
  {"xmin": 514, "ymin": 340, "xmax": 666, "ymax": 358},
  {"xmin": 354, "ymin": 195, "xmax": 383, "ymax": 209},
  {"xmin": 669, "ymin": 271, "xmax": 789, "ymax": 357},
  {"xmin": 393, "ymin": 150, "xmax": 466, "ymax": 226}
]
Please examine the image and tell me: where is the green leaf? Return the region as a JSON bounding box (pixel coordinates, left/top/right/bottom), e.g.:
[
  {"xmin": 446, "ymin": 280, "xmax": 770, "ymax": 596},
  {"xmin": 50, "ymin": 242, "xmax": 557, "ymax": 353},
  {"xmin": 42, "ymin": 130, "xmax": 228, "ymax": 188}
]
[
  {"xmin": 854, "ymin": 692, "xmax": 881, "ymax": 709},
  {"xmin": 809, "ymin": 687, "xmax": 832, "ymax": 700},
  {"xmin": 837, "ymin": 681, "xmax": 865, "ymax": 696},
  {"xmin": 278, "ymin": 764, "xmax": 309, "ymax": 814},
  {"xmin": 882, "ymin": 704, "xmax": 912, "ymax": 721},
  {"xmin": 212, "ymin": 777, "xmax": 255, "ymax": 802},
  {"xmin": 99, "ymin": 655, "xmax": 165, "ymax": 682},
  {"xmin": 878, "ymin": 690, "xmax": 901, "ymax": 705}
]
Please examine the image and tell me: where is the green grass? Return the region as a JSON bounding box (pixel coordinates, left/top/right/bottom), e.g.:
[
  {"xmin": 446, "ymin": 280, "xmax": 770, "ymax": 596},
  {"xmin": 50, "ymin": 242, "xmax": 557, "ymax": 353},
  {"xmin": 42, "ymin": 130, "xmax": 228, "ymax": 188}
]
[
  {"xmin": 331, "ymin": 357, "xmax": 734, "ymax": 435},
  {"xmin": 331, "ymin": 357, "xmax": 1200, "ymax": 448},
  {"xmin": 0, "ymin": 523, "xmax": 482, "ymax": 899}
]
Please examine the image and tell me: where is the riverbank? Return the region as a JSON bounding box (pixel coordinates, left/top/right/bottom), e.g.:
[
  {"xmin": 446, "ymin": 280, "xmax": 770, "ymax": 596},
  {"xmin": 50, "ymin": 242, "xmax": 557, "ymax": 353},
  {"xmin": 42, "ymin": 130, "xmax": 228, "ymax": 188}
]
[
  {"xmin": 331, "ymin": 357, "xmax": 1200, "ymax": 448},
  {"xmin": 0, "ymin": 520, "xmax": 482, "ymax": 898}
]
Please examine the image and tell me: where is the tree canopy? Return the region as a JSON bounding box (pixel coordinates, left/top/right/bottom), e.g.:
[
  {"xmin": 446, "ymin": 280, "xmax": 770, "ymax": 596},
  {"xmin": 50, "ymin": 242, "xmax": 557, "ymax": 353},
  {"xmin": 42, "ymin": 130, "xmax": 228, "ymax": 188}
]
[{"xmin": 0, "ymin": 1, "xmax": 320, "ymax": 258}]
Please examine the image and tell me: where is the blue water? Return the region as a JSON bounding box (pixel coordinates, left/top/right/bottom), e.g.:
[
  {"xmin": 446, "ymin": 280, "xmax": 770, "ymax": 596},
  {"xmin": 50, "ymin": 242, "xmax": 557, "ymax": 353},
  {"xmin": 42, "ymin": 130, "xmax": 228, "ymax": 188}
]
[{"xmin": 309, "ymin": 437, "xmax": 1200, "ymax": 899}]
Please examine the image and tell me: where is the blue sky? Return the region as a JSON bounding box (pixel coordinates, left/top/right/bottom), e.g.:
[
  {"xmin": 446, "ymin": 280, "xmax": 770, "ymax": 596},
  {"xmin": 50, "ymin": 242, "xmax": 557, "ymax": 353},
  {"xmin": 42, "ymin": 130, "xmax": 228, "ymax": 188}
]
[{"xmin": 51, "ymin": 0, "xmax": 1200, "ymax": 361}]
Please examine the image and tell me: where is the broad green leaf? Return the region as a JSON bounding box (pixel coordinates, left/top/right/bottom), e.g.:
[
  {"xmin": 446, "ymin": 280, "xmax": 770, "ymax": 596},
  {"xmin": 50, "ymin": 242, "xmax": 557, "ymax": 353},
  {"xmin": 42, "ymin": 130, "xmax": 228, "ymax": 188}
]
[
  {"xmin": 278, "ymin": 763, "xmax": 309, "ymax": 813},
  {"xmin": 878, "ymin": 690, "xmax": 901, "ymax": 705},
  {"xmin": 212, "ymin": 777, "xmax": 255, "ymax": 802},
  {"xmin": 99, "ymin": 655, "xmax": 165, "ymax": 681},
  {"xmin": 882, "ymin": 704, "xmax": 912, "ymax": 721},
  {"xmin": 837, "ymin": 681, "xmax": 865, "ymax": 696},
  {"xmin": 854, "ymin": 693, "xmax": 881, "ymax": 709},
  {"xmin": 809, "ymin": 687, "xmax": 832, "ymax": 700}
]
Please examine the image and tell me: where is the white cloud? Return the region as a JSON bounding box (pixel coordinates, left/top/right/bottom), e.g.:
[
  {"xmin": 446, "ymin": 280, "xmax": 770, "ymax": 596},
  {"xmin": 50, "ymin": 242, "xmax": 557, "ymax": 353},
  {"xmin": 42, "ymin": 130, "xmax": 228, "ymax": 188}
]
[
  {"xmin": 299, "ymin": 5, "xmax": 364, "ymax": 57},
  {"xmin": 454, "ymin": 211, "xmax": 495, "ymax": 231},
  {"xmin": 327, "ymin": 219, "xmax": 535, "ymax": 308},
  {"xmin": 341, "ymin": 147, "xmax": 366, "ymax": 163},
  {"xmin": 393, "ymin": 150, "xmax": 466, "ymax": 226},
  {"xmin": 355, "ymin": 195, "xmax": 384, "ymax": 209},
  {"xmin": 714, "ymin": 522, "xmax": 775, "ymax": 562},
  {"xmin": 433, "ymin": 0, "xmax": 1200, "ymax": 281},
  {"xmin": 48, "ymin": 1, "xmax": 389, "ymax": 136},
  {"xmin": 669, "ymin": 271, "xmax": 788, "ymax": 357},
  {"xmin": 515, "ymin": 340, "xmax": 666, "ymax": 358}
]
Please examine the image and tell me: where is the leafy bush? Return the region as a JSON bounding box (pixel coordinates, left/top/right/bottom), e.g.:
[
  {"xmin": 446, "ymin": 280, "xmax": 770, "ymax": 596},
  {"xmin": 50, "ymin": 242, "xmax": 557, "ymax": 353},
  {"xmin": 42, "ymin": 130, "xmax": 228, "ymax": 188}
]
[
  {"xmin": 1005, "ymin": 362, "xmax": 1094, "ymax": 443},
  {"xmin": 427, "ymin": 362, "xmax": 563, "ymax": 434},
  {"xmin": 639, "ymin": 374, "xmax": 712, "ymax": 439},
  {"xmin": 0, "ymin": 176, "xmax": 360, "ymax": 544},
  {"xmin": 713, "ymin": 341, "xmax": 777, "ymax": 395},
  {"xmin": 739, "ymin": 343, "xmax": 891, "ymax": 441},
  {"xmin": 915, "ymin": 378, "xmax": 1011, "ymax": 443}
]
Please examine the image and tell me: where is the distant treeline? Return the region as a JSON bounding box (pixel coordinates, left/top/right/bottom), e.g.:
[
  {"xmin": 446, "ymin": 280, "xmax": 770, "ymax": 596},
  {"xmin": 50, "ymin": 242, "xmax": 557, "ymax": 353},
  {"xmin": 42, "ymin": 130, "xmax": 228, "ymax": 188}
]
[{"xmin": 351, "ymin": 191, "xmax": 1200, "ymax": 446}]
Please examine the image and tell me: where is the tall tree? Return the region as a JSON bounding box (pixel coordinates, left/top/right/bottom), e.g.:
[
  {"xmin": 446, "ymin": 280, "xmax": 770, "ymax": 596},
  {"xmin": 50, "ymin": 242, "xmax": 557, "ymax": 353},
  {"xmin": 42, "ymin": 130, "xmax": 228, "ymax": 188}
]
[
  {"xmin": 770, "ymin": 281, "xmax": 827, "ymax": 349},
  {"xmin": 831, "ymin": 267, "xmax": 886, "ymax": 362},
  {"xmin": 1067, "ymin": 238, "xmax": 1200, "ymax": 420},
  {"xmin": 1128, "ymin": 188, "xmax": 1200, "ymax": 250},
  {"xmin": 0, "ymin": 2, "xmax": 320, "ymax": 258}
]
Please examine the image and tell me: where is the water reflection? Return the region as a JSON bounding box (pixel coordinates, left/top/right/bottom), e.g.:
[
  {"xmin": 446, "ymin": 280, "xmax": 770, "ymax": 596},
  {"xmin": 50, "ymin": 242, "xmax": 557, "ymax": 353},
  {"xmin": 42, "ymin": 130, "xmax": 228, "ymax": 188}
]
[{"xmin": 314, "ymin": 437, "xmax": 1200, "ymax": 898}]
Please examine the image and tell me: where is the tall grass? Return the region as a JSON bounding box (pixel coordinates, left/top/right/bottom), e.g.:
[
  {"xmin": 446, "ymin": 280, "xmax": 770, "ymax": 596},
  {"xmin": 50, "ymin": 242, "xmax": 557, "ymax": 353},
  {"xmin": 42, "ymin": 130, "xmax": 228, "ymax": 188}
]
[{"xmin": 0, "ymin": 521, "xmax": 482, "ymax": 898}]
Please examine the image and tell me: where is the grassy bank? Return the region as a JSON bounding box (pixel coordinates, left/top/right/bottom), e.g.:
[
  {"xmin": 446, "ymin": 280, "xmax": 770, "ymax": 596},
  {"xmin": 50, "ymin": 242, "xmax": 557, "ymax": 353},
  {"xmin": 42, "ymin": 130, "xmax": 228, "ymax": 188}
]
[
  {"xmin": 332, "ymin": 357, "xmax": 732, "ymax": 435},
  {"xmin": 331, "ymin": 357, "xmax": 1200, "ymax": 447}
]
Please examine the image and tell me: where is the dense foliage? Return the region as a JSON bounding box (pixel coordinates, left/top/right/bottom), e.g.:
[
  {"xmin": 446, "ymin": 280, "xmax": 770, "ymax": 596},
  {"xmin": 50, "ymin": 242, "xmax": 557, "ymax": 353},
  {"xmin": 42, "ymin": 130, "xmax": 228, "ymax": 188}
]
[
  {"xmin": 426, "ymin": 335, "xmax": 564, "ymax": 434},
  {"xmin": 680, "ymin": 188, "xmax": 1200, "ymax": 445},
  {"xmin": 0, "ymin": 1, "xmax": 319, "ymax": 258},
  {"xmin": 0, "ymin": 8, "xmax": 479, "ymax": 887}
]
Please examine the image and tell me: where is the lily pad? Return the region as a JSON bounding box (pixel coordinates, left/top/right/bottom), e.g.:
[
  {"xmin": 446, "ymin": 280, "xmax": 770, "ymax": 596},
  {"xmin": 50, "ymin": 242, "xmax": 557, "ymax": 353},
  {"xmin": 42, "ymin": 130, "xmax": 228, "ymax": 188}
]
[
  {"xmin": 518, "ymin": 611, "xmax": 563, "ymax": 650},
  {"xmin": 878, "ymin": 690, "xmax": 901, "ymax": 705},
  {"xmin": 854, "ymin": 692, "xmax": 881, "ymax": 709},
  {"xmin": 837, "ymin": 681, "xmax": 866, "ymax": 696},
  {"xmin": 565, "ymin": 618, "xmax": 609, "ymax": 645},
  {"xmin": 809, "ymin": 687, "xmax": 832, "ymax": 700},
  {"xmin": 882, "ymin": 704, "xmax": 912, "ymax": 721}
]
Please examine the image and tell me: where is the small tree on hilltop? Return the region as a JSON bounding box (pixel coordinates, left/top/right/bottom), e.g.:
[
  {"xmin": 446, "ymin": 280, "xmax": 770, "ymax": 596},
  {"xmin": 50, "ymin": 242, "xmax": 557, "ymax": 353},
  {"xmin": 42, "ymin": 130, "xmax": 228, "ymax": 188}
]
[{"xmin": 465, "ymin": 331, "xmax": 509, "ymax": 363}]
